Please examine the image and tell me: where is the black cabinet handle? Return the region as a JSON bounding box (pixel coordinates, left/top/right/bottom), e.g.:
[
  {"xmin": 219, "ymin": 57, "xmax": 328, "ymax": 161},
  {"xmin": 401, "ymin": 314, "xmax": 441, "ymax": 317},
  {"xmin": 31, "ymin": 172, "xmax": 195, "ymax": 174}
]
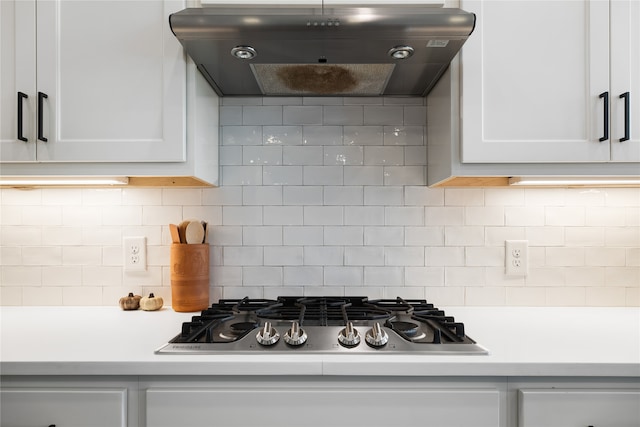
[
  {"xmin": 17, "ymin": 92, "xmax": 28, "ymax": 142},
  {"xmin": 599, "ymin": 91, "xmax": 609, "ymax": 142},
  {"xmin": 38, "ymin": 91, "xmax": 48, "ymax": 142},
  {"xmin": 620, "ymin": 91, "xmax": 630, "ymax": 142}
]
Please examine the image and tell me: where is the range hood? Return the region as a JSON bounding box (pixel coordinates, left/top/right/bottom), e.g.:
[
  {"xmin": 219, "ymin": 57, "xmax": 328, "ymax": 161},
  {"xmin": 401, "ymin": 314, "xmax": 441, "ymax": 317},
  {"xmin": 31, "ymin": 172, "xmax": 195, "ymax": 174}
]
[{"xmin": 169, "ymin": 6, "xmax": 476, "ymax": 97}]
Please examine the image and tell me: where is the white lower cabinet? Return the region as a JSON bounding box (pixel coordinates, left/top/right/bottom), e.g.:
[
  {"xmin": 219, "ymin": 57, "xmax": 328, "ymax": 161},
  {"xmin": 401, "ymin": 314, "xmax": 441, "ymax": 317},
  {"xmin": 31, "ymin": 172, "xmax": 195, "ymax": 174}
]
[
  {"xmin": 518, "ymin": 389, "xmax": 640, "ymax": 427},
  {"xmin": 145, "ymin": 385, "xmax": 500, "ymax": 427},
  {"xmin": 0, "ymin": 387, "xmax": 128, "ymax": 427}
]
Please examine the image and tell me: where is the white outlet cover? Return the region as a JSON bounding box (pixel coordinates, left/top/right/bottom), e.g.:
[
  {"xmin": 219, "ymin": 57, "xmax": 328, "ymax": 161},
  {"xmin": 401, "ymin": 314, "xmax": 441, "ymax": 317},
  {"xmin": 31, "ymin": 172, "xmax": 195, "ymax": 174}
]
[
  {"xmin": 124, "ymin": 236, "xmax": 147, "ymax": 272},
  {"xmin": 505, "ymin": 240, "xmax": 528, "ymax": 276}
]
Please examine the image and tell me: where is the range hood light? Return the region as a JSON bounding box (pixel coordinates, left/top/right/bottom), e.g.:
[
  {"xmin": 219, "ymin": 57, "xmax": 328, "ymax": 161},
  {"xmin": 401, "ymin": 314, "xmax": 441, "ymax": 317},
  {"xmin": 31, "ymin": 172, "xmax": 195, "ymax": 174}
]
[
  {"xmin": 231, "ymin": 45, "xmax": 257, "ymax": 60},
  {"xmin": 388, "ymin": 45, "xmax": 414, "ymax": 60}
]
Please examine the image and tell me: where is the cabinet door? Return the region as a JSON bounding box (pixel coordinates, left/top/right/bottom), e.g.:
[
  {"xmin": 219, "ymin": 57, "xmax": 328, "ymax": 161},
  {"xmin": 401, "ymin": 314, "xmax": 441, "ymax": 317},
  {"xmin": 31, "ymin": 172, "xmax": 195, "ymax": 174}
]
[
  {"xmin": 0, "ymin": 388, "xmax": 127, "ymax": 427},
  {"xmin": 519, "ymin": 389, "xmax": 640, "ymax": 427},
  {"xmin": 146, "ymin": 387, "xmax": 500, "ymax": 427},
  {"xmin": 35, "ymin": 0, "xmax": 186, "ymax": 162},
  {"xmin": 610, "ymin": 0, "xmax": 640, "ymax": 162},
  {"xmin": 0, "ymin": 0, "xmax": 36, "ymax": 162},
  {"xmin": 460, "ymin": 0, "xmax": 610, "ymax": 163}
]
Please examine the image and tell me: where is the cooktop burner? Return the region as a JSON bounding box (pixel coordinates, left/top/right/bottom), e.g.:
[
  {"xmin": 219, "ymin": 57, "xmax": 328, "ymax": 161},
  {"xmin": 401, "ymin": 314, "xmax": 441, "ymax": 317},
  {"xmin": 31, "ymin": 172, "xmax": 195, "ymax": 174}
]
[{"xmin": 155, "ymin": 296, "xmax": 488, "ymax": 355}]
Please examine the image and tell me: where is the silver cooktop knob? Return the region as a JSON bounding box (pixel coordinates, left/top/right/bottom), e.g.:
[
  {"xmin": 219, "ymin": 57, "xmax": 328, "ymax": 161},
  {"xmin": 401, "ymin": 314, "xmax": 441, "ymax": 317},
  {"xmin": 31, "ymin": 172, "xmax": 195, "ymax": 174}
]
[
  {"xmin": 365, "ymin": 322, "xmax": 389, "ymax": 348},
  {"xmin": 256, "ymin": 322, "xmax": 280, "ymax": 346},
  {"xmin": 284, "ymin": 321, "xmax": 308, "ymax": 346},
  {"xmin": 338, "ymin": 321, "xmax": 360, "ymax": 347}
]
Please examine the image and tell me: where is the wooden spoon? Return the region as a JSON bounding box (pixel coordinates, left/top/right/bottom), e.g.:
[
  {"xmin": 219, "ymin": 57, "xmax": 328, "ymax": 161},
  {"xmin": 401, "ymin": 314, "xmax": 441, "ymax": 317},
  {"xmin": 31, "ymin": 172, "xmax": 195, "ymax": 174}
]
[
  {"xmin": 169, "ymin": 224, "xmax": 181, "ymax": 244},
  {"xmin": 177, "ymin": 220, "xmax": 190, "ymax": 244},
  {"xmin": 185, "ymin": 220, "xmax": 205, "ymax": 244}
]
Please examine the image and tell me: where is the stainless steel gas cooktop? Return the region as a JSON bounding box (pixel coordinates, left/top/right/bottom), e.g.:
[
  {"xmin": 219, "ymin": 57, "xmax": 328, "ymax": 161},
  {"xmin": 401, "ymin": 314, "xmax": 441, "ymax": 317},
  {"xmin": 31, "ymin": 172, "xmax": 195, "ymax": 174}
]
[{"xmin": 155, "ymin": 296, "xmax": 488, "ymax": 355}]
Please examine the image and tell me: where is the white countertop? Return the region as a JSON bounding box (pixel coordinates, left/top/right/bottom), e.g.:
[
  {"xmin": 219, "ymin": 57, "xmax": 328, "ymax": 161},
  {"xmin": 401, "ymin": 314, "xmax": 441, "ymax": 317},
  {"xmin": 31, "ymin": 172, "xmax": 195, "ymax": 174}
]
[{"xmin": 1, "ymin": 306, "xmax": 639, "ymax": 377}]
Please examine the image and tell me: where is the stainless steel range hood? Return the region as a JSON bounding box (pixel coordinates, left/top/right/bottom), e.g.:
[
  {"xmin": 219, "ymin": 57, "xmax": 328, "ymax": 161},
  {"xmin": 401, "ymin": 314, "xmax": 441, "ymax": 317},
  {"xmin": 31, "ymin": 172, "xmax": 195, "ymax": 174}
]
[{"xmin": 169, "ymin": 6, "xmax": 475, "ymax": 97}]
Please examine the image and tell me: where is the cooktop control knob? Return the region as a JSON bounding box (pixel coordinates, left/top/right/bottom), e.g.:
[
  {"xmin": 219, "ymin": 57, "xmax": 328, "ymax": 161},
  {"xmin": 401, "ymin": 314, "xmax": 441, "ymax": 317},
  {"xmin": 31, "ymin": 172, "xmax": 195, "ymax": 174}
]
[
  {"xmin": 284, "ymin": 321, "xmax": 307, "ymax": 346},
  {"xmin": 338, "ymin": 321, "xmax": 360, "ymax": 347},
  {"xmin": 365, "ymin": 322, "xmax": 389, "ymax": 348},
  {"xmin": 256, "ymin": 322, "xmax": 280, "ymax": 346}
]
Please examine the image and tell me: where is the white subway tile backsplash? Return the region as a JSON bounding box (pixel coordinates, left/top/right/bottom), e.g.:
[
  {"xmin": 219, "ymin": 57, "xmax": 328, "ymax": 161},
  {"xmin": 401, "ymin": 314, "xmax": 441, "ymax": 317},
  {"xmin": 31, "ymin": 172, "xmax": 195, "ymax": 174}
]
[
  {"xmin": 364, "ymin": 226, "xmax": 404, "ymax": 246},
  {"xmin": 404, "ymin": 186, "xmax": 443, "ymax": 207},
  {"xmin": 221, "ymin": 166, "xmax": 263, "ymax": 186},
  {"xmin": 325, "ymin": 266, "xmax": 363, "ymax": 286},
  {"xmin": 243, "ymin": 226, "xmax": 283, "ymax": 246},
  {"xmin": 223, "ymin": 246, "xmax": 263, "ymax": 266},
  {"xmin": 263, "ymin": 206, "xmax": 303, "ymax": 225},
  {"xmin": 0, "ymin": 225, "xmax": 43, "ymax": 247},
  {"xmin": 243, "ymin": 267, "xmax": 283, "ymax": 285},
  {"xmin": 323, "ymin": 106, "xmax": 363, "ymax": 125},
  {"xmin": 283, "ymin": 186, "xmax": 323, "ymax": 205},
  {"xmin": 385, "ymin": 207, "xmax": 424, "ymax": 226},
  {"xmin": 324, "ymin": 146, "xmax": 363, "ymax": 166},
  {"xmin": 324, "ymin": 186, "xmax": 363, "ymax": 206},
  {"xmin": 383, "ymin": 126, "xmax": 422, "ymax": 146},
  {"xmin": 22, "ymin": 247, "xmax": 62, "ymax": 266},
  {"xmin": 223, "ymin": 206, "xmax": 263, "ymax": 226},
  {"xmin": 243, "ymin": 186, "xmax": 283, "ymax": 206},
  {"xmin": 304, "ymin": 206, "xmax": 343, "ymax": 225},
  {"xmin": 264, "ymin": 246, "xmax": 304, "ymax": 266},
  {"xmin": 384, "ymin": 166, "xmax": 426, "ymax": 186},
  {"xmin": 324, "ymin": 226, "xmax": 363, "ymax": 246},
  {"xmin": 222, "ymin": 126, "xmax": 262, "ymax": 146},
  {"xmin": 242, "ymin": 106, "xmax": 282, "ymax": 125},
  {"xmin": 364, "ymin": 187, "xmax": 403, "ymax": 206},
  {"xmin": 345, "ymin": 246, "xmax": 384, "ymax": 266},
  {"xmin": 364, "ymin": 146, "xmax": 404, "ymax": 165},
  {"xmin": 283, "ymin": 146, "xmax": 323, "ymax": 166},
  {"xmin": 283, "ymin": 106, "xmax": 322, "ymax": 125},
  {"xmin": 405, "ymin": 266, "xmax": 444, "ymax": 286},
  {"xmin": 385, "ymin": 247, "xmax": 424, "ymax": 266},
  {"xmin": 364, "ymin": 266, "xmax": 403, "ymax": 286},
  {"xmin": 304, "ymin": 246, "xmax": 344, "ymax": 266},
  {"xmin": 243, "ymin": 146, "xmax": 283, "ymax": 166},
  {"xmin": 505, "ymin": 207, "xmax": 545, "ymax": 226},
  {"xmin": 344, "ymin": 207, "xmax": 385, "ymax": 226},
  {"xmin": 364, "ymin": 106, "xmax": 403, "ymax": 125},
  {"xmin": 264, "ymin": 126, "xmax": 303, "ymax": 145},
  {"xmin": 343, "ymin": 126, "xmax": 384, "ymax": 146},
  {"xmin": 303, "ymin": 126, "xmax": 343, "ymax": 146},
  {"xmin": 2, "ymin": 96, "xmax": 638, "ymax": 307},
  {"xmin": 219, "ymin": 106, "xmax": 242, "ymax": 125},
  {"xmin": 283, "ymin": 226, "xmax": 323, "ymax": 246},
  {"xmin": 283, "ymin": 266, "xmax": 323, "ymax": 286},
  {"xmin": 22, "ymin": 206, "xmax": 62, "ymax": 225},
  {"xmin": 202, "ymin": 187, "xmax": 243, "ymax": 206},
  {"xmin": 263, "ymin": 166, "xmax": 303, "ymax": 186},
  {"xmin": 42, "ymin": 266, "xmax": 81, "ymax": 286},
  {"xmin": 303, "ymin": 166, "xmax": 343, "ymax": 185},
  {"xmin": 2, "ymin": 266, "xmax": 42, "ymax": 286},
  {"xmin": 344, "ymin": 166, "xmax": 383, "ymax": 185}
]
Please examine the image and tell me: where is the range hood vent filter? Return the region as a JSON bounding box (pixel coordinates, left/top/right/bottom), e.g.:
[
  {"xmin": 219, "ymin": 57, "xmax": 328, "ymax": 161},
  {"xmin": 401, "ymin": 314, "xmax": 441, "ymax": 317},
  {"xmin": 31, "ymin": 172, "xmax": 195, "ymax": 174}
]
[{"xmin": 251, "ymin": 63, "xmax": 395, "ymax": 96}]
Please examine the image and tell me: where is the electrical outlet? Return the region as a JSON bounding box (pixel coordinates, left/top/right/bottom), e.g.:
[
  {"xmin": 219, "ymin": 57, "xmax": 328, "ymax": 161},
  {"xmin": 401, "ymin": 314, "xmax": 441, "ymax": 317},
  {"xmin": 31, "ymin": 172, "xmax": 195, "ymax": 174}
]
[
  {"xmin": 124, "ymin": 236, "xmax": 146, "ymax": 272},
  {"xmin": 505, "ymin": 240, "xmax": 528, "ymax": 276}
]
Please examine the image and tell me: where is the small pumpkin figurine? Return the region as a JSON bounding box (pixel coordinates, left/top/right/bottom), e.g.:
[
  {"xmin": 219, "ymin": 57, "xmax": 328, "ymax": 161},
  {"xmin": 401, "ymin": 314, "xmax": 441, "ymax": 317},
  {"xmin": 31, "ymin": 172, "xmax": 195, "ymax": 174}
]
[
  {"xmin": 140, "ymin": 293, "xmax": 164, "ymax": 311},
  {"xmin": 119, "ymin": 292, "xmax": 142, "ymax": 310}
]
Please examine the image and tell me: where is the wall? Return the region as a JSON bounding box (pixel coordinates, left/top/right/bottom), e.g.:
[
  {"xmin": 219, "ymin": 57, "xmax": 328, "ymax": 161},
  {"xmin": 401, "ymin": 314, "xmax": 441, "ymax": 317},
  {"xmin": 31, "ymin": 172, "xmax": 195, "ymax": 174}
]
[{"xmin": 1, "ymin": 97, "xmax": 639, "ymax": 307}]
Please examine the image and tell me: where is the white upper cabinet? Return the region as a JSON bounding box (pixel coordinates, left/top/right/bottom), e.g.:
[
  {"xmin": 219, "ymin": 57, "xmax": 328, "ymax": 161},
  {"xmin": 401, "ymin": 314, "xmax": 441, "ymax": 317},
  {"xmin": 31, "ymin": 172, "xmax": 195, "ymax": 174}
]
[
  {"xmin": 1, "ymin": 0, "xmax": 186, "ymax": 163},
  {"xmin": 610, "ymin": 0, "xmax": 640, "ymax": 162},
  {"xmin": 460, "ymin": 0, "xmax": 638, "ymax": 164}
]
